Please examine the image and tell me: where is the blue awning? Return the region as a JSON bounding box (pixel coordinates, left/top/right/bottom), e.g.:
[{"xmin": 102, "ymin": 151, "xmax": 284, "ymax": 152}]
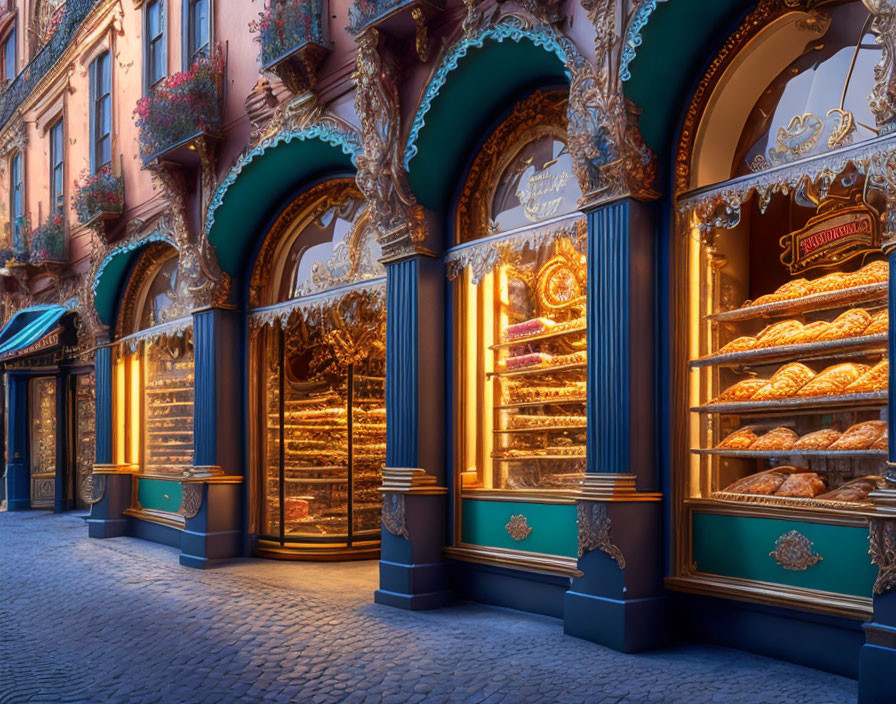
[{"xmin": 0, "ymin": 305, "xmax": 69, "ymax": 362}]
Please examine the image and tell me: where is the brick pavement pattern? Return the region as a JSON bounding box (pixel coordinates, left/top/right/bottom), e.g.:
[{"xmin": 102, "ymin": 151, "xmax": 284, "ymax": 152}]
[{"xmin": 0, "ymin": 512, "xmax": 857, "ymax": 704}]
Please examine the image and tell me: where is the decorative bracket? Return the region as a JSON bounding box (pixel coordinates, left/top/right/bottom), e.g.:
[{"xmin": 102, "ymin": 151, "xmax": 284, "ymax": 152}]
[
  {"xmin": 179, "ymin": 483, "xmax": 204, "ymax": 520},
  {"xmin": 870, "ymin": 517, "xmax": 896, "ymax": 594},
  {"xmin": 577, "ymin": 501, "xmax": 625, "ymax": 568}
]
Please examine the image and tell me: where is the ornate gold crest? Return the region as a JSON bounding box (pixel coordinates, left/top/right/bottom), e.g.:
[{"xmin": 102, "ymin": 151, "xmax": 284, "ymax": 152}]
[
  {"xmin": 505, "ymin": 514, "xmax": 532, "ymax": 541},
  {"xmin": 769, "ymin": 530, "xmax": 823, "ymax": 571}
]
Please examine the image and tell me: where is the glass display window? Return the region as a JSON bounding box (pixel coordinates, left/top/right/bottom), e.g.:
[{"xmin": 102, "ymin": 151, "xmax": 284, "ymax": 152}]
[
  {"xmin": 452, "ymin": 90, "xmax": 586, "ymax": 497},
  {"xmin": 30, "ymin": 376, "xmax": 56, "ymax": 507},
  {"xmin": 74, "ymin": 373, "xmax": 96, "ymax": 509}
]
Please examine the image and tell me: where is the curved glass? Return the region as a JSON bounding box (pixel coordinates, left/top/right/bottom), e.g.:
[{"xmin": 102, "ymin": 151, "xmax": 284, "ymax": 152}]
[
  {"xmin": 734, "ymin": 1, "xmax": 879, "ymax": 176},
  {"xmin": 490, "ymin": 135, "xmax": 578, "ymax": 233},
  {"xmin": 138, "ymin": 255, "xmax": 179, "ymax": 331}
]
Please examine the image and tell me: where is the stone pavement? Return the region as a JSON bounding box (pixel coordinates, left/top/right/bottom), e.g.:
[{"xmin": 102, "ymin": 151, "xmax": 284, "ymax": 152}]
[{"xmin": 0, "ymin": 512, "xmax": 856, "ymax": 704}]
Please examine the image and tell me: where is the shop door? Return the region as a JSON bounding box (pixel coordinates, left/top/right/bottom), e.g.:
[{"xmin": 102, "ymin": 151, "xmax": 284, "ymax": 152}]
[
  {"xmin": 74, "ymin": 373, "xmax": 96, "ymax": 510},
  {"xmin": 30, "ymin": 377, "xmax": 56, "ymax": 508}
]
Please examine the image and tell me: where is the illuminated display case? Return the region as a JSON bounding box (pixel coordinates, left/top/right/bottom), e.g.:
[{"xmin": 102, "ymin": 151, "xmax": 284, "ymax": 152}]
[
  {"xmin": 30, "ymin": 377, "xmax": 56, "ymax": 508},
  {"xmin": 249, "ymin": 179, "xmax": 387, "ymax": 558},
  {"xmin": 143, "ymin": 336, "xmax": 195, "ymax": 472},
  {"xmin": 75, "ymin": 373, "xmax": 96, "ymax": 509}
]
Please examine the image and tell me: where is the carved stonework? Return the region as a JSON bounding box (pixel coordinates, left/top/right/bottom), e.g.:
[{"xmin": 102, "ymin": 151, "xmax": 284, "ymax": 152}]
[
  {"xmin": 353, "ymin": 29, "xmax": 426, "ymax": 259},
  {"xmin": 866, "ymin": 0, "xmax": 896, "ymax": 133},
  {"xmin": 769, "ymin": 530, "xmax": 823, "ymax": 571},
  {"xmin": 80, "ymin": 473, "xmax": 106, "ymax": 506},
  {"xmin": 179, "ymin": 483, "xmax": 203, "ymax": 520},
  {"xmin": 382, "ymin": 492, "xmax": 409, "ymax": 539},
  {"xmin": 870, "ymin": 518, "xmax": 896, "ymax": 595},
  {"xmin": 505, "ymin": 514, "xmax": 532, "ymax": 541},
  {"xmin": 577, "ymin": 501, "xmax": 625, "ymax": 568}
]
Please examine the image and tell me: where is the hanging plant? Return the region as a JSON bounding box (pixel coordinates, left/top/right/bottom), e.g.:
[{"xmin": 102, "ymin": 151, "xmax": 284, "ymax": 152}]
[
  {"xmin": 28, "ymin": 214, "xmax": 65, "ymax": 263},
  {"xmin": 72, "ymin": 166, "xmax": 124, "ymax": 224},
  {"xmin": 251, "ymin": 0, "xmax": 326, "ymax": 68}
]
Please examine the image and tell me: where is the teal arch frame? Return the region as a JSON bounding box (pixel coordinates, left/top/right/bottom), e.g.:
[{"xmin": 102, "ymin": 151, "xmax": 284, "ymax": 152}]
[
  {"xmin": 403, "ymin": 16, "xmax": 572, "ymax": 212},
  {"xmin": 91, "ymin": 232, "xmax": 177, "ymax": 327},
  {"xmin": 204, "ymin": 125, "xmax": 359, "ymax": 278}
]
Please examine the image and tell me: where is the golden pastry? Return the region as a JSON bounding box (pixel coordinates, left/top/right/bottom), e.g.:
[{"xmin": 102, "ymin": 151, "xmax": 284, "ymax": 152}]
[
  {"xmin": 752, "ymin": 278, "xmax": 810, "ymax": 306},
  {"xmin": 717, "ymin": 427, "xmax": 759, "ymax": 450},
  {"xmin": 815, "ymin": 309, "xmax": 871, "ymax": 341},
  {"xmin": 718, "ymin": 336, "xmax": 759, "ymax": 354},
  {"xmin": 774, "ymin": 472, "xmax": 827, "ymax": 498},
  {"xmin": 873, "ymin": 431, "xmax": 888, "ymax": 451},
  {"xmin": 756, "ymin": 320, "xmax": 804, "ymax": 348},
  {"xmin": 844, "ymin": 359, "xmax": 888, "ymax": 394},
  {"xmin": 828, "ymin": 420, "xmax": 887, "ymax": 450},
  {"xmin": 752, "ymin": 363, "xmax": 815, "ymax": 401},
  {"xmin": 793, "ymin": 428, "xmax": 842, "ymax": 450},
  {"xmin": 809, "ymin": 271, "xmax": 849, "ymax": 294},
  {"xmin": 818, "ymin": 476, "xmax": 883, "ymax": 503},
  {"xmin": 848, "ymin": 260, "xmax": 889, "ymax": 287},
  {"xmin": 750, "ymin": 427, "xmax": 798, "ymax": 451},
  {"xmin": 722, "ymin": 467, "xmax": 800, "ymax": 495},
  {"xmin": 864, "ymin": 309, "xmax": 889, "ymax": 336},
  {"xmin": 781, "ymin": 320, "xmax": 830, "ymax": 346},
  {"xmin": 796, "ymin": 363, "xmax": 869, "ymax": 397},
  {"xmin": 714, "ymin": 378, "xmax": 768, "ymax": 403}
]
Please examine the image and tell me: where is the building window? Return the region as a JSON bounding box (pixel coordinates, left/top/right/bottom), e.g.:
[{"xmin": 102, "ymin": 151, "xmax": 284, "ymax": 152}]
[
  {"xmin": 2, "ymin": 24, "xmax": 16, "ymax": 82},
  {"xmin": 10, "ymin": 151, "xmax": 23, "ymax": 246},
  {"xmin": 49, "ymin": 119, "xmax": 63, "ymax": 215},
  {"xmin": 90, "ymin": 51, "xmax": 112, "ymax": 171},
  {"xmin": 145, "ymin": 0, "xmax": 166, "ymax": 89},
  {"xmin": 185, "ymin": 0, "xmax": 209, "ymax": 67}
]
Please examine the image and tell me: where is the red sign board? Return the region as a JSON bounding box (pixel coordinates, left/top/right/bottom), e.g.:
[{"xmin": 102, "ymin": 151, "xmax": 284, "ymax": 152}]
[{"xmin": 780, "ymin": 205, "xmax": 881, "ymax": 273}]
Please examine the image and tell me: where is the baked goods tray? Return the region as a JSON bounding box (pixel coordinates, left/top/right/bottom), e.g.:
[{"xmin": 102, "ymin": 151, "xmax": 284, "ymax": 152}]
[
  {"xmin": 706, "ymin": 283, "xmax": 887, "ymax": 323},
  {"xmin": 690, "ymin": 334, "xmax": 888, "ymax": 368},
  {"xmin": 493, "ymin": 454, "xmax": 586, "ymax": 461},
  {"xmin": 490, "ymin": 324, "xmax": 586, "ymax": 350},
  {"xmin": 488, "ymin": 362, "xmax": 586, "ymax": 378},
  {"xmin": 692, "ymin": 448, "xmax": 886, "ymax": 459},
  {"xmin": 495, "ymin": 425, "xmax": 588, "ymax": 434},
  {"xmin": 711, "ymin": 491, "xmax": 870, "ymax": 511},
  {"xmin": 495, "ymin": 397, "xmax": 587, "ymax": 409},
  {"xmin": 692, "ymin": 391, "xmax": 887, "ymax": 414}
]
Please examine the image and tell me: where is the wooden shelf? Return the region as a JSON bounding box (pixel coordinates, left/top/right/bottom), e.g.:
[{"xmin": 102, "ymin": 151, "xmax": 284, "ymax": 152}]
[
  {"xmin": 495, "ymin": 424, "xmax": 587, "ymax": 434},
  {"xmin": 495, "ymin": 397, "xmax": 587, "ymax": 409},
  {"xmin": 488, "ymin": 362, "xmax": 586, "ymax": 379},
  {"xmin": 492, "ymin": 454, "xmax": 585, "ymax": 461},
  {"xmin": 490, "ymin": 324, "xmax": 586, "ymax": 350},
  {"xmin": 692, "ymin": 448, "xmax": 886, "ymax": 459}
]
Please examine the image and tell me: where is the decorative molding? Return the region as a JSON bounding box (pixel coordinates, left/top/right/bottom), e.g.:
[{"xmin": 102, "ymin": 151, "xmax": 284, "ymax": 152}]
[
  {"xmin": 179, "ymin": 482, "xmax": 203, "ymax": 520},
  {"xmin": 80, "ymin": 472, "xmax": 105, "ymax": 505},
  {"xmin": 578, "ymin": 473, "xmax": 662, "ymax": 502},
  {"xmin": 505, "ymin": 514, "xmax": 532, "ymax": 541},
  {"xmin": 379, "ymin": 466, "xmax": 446, "ymax": 494},
  {"xmin": 769, "ymin": 530, "xmax": 823, "ymax": 571},
  {"xmin": 382, "ymin": 491, "xmax": 409, "ymax": 539},
  {"xmin": 577, "ymin": 501, "xmax": 625, "ymax": 567},
  {"xmin": 870, "ymin": 517, "xmax": 896, "ymax": 594},
  {"xmin": 444, "ymin": 544, "xmax": 583, "ymax": 578},
  {"xmin": 619, "ymin": 0, "xmax": 669, "ymax": 83},
  {"xmin": 866, "ymin": 0, "xmax": 896, "ymax": 133}
]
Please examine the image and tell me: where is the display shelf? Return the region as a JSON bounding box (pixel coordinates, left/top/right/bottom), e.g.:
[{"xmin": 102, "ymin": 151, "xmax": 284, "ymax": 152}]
[
  {"xmin": 495, "ymin": 397, "xmax": 587, "ymax": 409},
  {"xmin": 490, "ymin": 323, "xmax": 586, "ymax": 350},
  {"xmin": 693, "ymin": 391, "xmax": 887, "ymax": 415},
  {"xmin": 692, "ymin": 448, "xmax": 886, "ymax": 459},
  {"xmin": 493, "ymin": 453, "xmax": 586, "ymax": 461},
  {"xmin": 494, "ymin": 424, "xmax": 587, "ymax": 434},
  {"xmin": 691, "ymin": 334, "xmax": 888, "ymax": 369},
  {"xmin": 283, "ymin": 477, "xmax": 349, "ymax": 484},
  {"xmin": 710, "ymin": 491, "xmax": 873, "ymax": 512},
  {"xmin": 706, "ymin": 282, "xmax": 887, "ymax": 323},
  {"xmin": 488, "ymin": 361, "xmax": 586, "ymax": 379}
]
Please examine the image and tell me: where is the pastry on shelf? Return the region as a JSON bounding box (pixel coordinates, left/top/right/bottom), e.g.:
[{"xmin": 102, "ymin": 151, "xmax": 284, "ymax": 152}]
[
  {"xmin": 774, "ymin": 472, "xmax": 827, "ymax": 498},
  {"xmin": 554, "ymin": 317, "xmax": 586, "ymax": 333},
  {"xmin": 808, "ymin": 271, "xmax": 850, "ymax": 294},
  {"xmin": 716, "ymin": 427, "xmax": 759, "ymax": 449},
  {"xmin": 817, "ymin": 476, "xmax": 884, "ymax": 503},
  {"xmin": 718, "ymin": 336, "xmax": 759, "ymax": 355},
  {"xmin": 752, "ymin": 278, "xmax": 810, "ymax": 306},
  {"xmin": 504, "ymin": 318, "xmax": 556, "ymax": 341},
  {"xmin": 847, "ymin": 260, "xmax": 889, "ymax": 287},
  {"xmin": 781, "ymin": 320, "xmax": 830, "ymax": 346},
  {"xmin": 815, "ymin": 309, "xmax": 871, "ymax": 341},
  {"xmin": 500, "ymin": 353, "xmax": 552, "ymax": 370},
  {"xmin": 550, "ymin": 351, "xmax": 587, "ymax": 367},
  {"xmin": 872, "ymin": 431, "xmax": 888, "ymax": 451},
  {"xmin": 714, "ymin": 378, "xmax": 769, "ymax": 403},
  {"xmin": 750, "ymin": 427, "xmax": 798, "ymax": 451},
  {"xmin": 752, "ymin": 363, "xmax": 815, "ymax": 401},
  {"xmin": 864, "ymin": 309, "xmax": 889, "ymax": 336},
  {"xmin": 795, "ymin": 362, "xmax": 869, "ymax": 397},
  {"xmin": 828, "ymin": 420, "xmax": 887, "ymax": 450},
  {"xmin": 756, "ymin": 320, "xmax": 804, "ymax": 348},
  {"xmin": 722, "ymin": 467, "xmax": 800, "ymax": 495},
  {"xmin": 792, "ymin": 428, "xmax": 842, "ymax": 450},
  {"xmin": 844, "ymin": 359, "xmax": 889, "ymax": 393},
  {"xmin": 509, "ymin": 414, "xmax": 587, "ymax": 429}
]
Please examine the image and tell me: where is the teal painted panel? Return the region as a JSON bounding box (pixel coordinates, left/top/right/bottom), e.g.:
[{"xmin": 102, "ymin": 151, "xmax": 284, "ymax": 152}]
[
  {"xmin": 693, "ymin": 512, "xmax": 875, "ymax": 598},
  {"xmin": 93, "ymin": 247, "xmax": 145, "ymax": 326},
  {"xmin": 461, "ymin": 499, "xmax": 577, "ymax": 558},
  {"xmin": 137, "ymin": 478, "xmax": 183, "ymax": 515}
]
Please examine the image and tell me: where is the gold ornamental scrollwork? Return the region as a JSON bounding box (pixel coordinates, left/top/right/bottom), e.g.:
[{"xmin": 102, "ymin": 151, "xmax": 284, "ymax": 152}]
[
  {"xmin": 869, "ymin": 518, "xmax": 896, "ymax": 594},
  {"xmin": 865, "ymin": 0, "xmax": 896, "ymax": 133},
  {"xmin": 505, "ymin": 514, "xmax": 533, "ymax": 541},
  {"xmin": 179, "ymin": 483, "xmax": 203, "ymax": 520},
  {"xmin": 382, "ymin": 492, "xmax": 410, "ymax": 540},
  {"xmin": 577, "ymin": 502, "xmax": 625, "ymax": 569},
  {"xmin": 80, "ymin": 473, "xmax": 106, "ymax": 506},
  {"xmin": 769, "ymin": 530, "xmax": 823, "ymax": 571}
]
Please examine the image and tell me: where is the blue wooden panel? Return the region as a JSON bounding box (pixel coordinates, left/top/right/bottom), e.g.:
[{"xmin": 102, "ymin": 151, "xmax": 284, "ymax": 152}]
[
  {"xmin": 94, "ymin": 346, "xmax": 112, "ymax": 465},
  {"xmin": 386, "ymin": 258, "xmax": 418, "ymax": 468},
  {"xmin": 193, "ymin": 310, "xmax": 215, "ymax": 467}
]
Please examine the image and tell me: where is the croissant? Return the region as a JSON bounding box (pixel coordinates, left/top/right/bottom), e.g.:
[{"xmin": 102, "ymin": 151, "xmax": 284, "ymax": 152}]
[
  {"xmin": 723, "ymin": 468, "xmax": 799, "ymax": 495},
  {"xmin": 828, "ymin": 420, "xmax": 887, "ymax": 450},
  {"xmin": 756, "ymin": 320, "xmax": 804, "ymax": 348},
  {"xmin": 793, "ymin": 428, "xmax": 842, "ymax": 450},
  {"xmin": 818, "ymin": 476, "xmax": 883, "ymax": 503},
  {"xmin": 781, "ymin": 320, "xmax": 830, "ymax": 346},
  {"xmin": 844, "ymin": 359, "xmax": 888, "ymax": 394},
  {"xmin": 809, "ymin": 272, "xmax": 849, "ymax": 294},
  {"xmin": 717, "ymin": 427, "xmax": 759, "ymax": 449},
  {"xmin": 752, "ymin": 363, "xmax": 816, "ymax": 400},
  {"xmin": 774, "ymin": 472, "xmax": 827, "ymax": 498},
  {"xmin": 714, "ymin": 378, "xmax": 768, "ymax": 403},
  {"xmin": 718, "ymin": 336, "xmax": 759, "ymax": 354},
  {"xmin": 750, "ymin": 427, "xmax": 798, "ymax": 451},
  {"xmin": 753, "ymin": 278, "xmax": 811, "ymax": 306},
  {"xmin": 815, "ymin": 309, "xmax": 871, "ymax": 341},
  {"xmin": 848, "ymin": 260, "xmax": 889, "ymax": 287},
  {"xmin": 872, "ymin": 431, "xmax": 888, "ymax": 451},
  {"xmin": 864, "ymin": 309, "xmax": 889, "ymax": 336},
  {"xmin": 796, "ymin": 363, "xmax": 869, "ymax": 397}
]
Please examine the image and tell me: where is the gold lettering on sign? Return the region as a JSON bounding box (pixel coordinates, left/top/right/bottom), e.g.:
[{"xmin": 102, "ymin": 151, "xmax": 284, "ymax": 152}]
[
  {"xmin": 517, "ymin": 170, "xmax": 571, "ymax": 222},
  {"xmin": 780, "ymin": 205, "xmax": 881, "ymax": 274}
]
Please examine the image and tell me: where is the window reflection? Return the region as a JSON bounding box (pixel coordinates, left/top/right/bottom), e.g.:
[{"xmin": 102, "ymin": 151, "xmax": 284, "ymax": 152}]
[{"xmin": 139, "ymin": 255, "xmax": 178, "ymax": 329}]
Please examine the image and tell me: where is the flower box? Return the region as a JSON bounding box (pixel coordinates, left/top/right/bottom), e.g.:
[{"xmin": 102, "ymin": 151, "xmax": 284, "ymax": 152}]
[
  {"xmin": 73, "ymin": 167, "xmax": 124, "ymax": 226},
  {"xmin": 252, "ymin": 0, "xmax": 331, "ymax": 94},
  {"xmin": 28, "ymin": 215, "xmax": 66, "ymax": 264},
  {"xmin": 134, "ymin": 48, "xmax": 224, "ymax": 165},
  {"xmin": 347, "ymin": 0, "xmax": 442, "ymax": 38}
]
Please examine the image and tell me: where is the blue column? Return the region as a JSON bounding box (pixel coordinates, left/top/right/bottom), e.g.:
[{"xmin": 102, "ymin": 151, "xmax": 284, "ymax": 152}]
[
  {"xmin": 86, "ymin": 345, "xmax": 130, "ymax": 538},
  {"xmin": 564, "ymin": 198, "xmax": 666, "ymax": 652},
  {"xmin": 5, "ymin": 373, "xmax": 30, "ymax": 510},
  {"xmin": 858, "ymin": 251, "xmax": 896, "ymax": 704},
  {"xmin": 376, "ymin": 254, "xmax": 450, "ymax": 611},
  {"xmin": 180, "ymin": 307, "xmax": 242, "ymax": 569}
]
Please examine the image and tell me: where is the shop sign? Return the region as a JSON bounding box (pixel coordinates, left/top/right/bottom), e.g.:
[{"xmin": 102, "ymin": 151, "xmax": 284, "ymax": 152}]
[
  {"xmin": 780, "ymin": 205, "xmax": 881, "ymax": 274},
  {"xmin": 0, "ymin": 327, "xmax": 61, "ymax": 362},
  {"xmin": 517, "ymin": 169, "xmax": 572, "ymax": 223}
]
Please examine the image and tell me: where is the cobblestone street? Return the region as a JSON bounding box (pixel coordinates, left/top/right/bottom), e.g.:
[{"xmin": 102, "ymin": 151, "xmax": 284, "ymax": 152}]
[{"xmin": 0, "ymin": 511, "xmax": 857, "ymax": 704}]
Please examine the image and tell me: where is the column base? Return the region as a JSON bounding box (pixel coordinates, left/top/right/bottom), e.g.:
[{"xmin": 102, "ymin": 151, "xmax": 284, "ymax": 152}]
[
  {"xmin": 375, "ymin": 559, "xmax": 452, "ymax": 610},
  {"xmin": 860, "ymin": 624, "xmax": 896, "ymax": 704},
  {"xmin": 5, "ymin": 498, "xmax": 31, "ymax": 511},
  {"xmin": 564, "ymin": 590, "xmax": 668, "ymax": 653},
  {"xmin": 86, "ymin": 517, "xmax": 129, "ymax": 538},
  {"xmin": 180, "ymin": 527, "xmax": 241, "ymax": 569}
]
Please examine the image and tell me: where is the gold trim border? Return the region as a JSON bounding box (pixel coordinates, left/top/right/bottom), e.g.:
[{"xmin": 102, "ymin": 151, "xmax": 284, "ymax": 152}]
[
  {"xmin": 123, "ymin": 507, "xmax": 186, "ymax": 530},
  {"xmin": 444, "ymin": 545, "xmax": 583, "ymax": 578}
]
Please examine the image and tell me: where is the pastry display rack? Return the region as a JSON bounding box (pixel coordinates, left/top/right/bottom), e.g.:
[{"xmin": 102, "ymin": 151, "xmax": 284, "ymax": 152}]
[
  {"xmin": 143, "ymin": 338, "xmax": 195, "ymax": 473},
  {"xmin": 692, "ymin": 257, "xmax": 890, "ymax": 511}
]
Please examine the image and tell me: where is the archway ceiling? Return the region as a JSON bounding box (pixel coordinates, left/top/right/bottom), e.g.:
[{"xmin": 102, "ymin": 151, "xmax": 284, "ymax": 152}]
[
  {"xmin": 406, "ymin": 37, "xmax": 568, "ymax": 213},
  {"xmin": 623, "ymin": 0, "xmax": 749, "ymax": 163},
  {"xmin": 206, "ymin": 137, "xmax": 355, "ymax": 279}
]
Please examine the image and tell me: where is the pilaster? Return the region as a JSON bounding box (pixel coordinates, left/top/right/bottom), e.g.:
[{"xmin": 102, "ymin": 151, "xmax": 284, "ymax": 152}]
[
  {"xmin": 5, "ymin": 373, "xmax": 30, "ymax": 510},
  {"xmin": 53, "ymin": 369, "xmax": 70, "ymax": 513},
  {"xmin": 563, "ymin": 198, "xmax": 667, "ymax": 652}
]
